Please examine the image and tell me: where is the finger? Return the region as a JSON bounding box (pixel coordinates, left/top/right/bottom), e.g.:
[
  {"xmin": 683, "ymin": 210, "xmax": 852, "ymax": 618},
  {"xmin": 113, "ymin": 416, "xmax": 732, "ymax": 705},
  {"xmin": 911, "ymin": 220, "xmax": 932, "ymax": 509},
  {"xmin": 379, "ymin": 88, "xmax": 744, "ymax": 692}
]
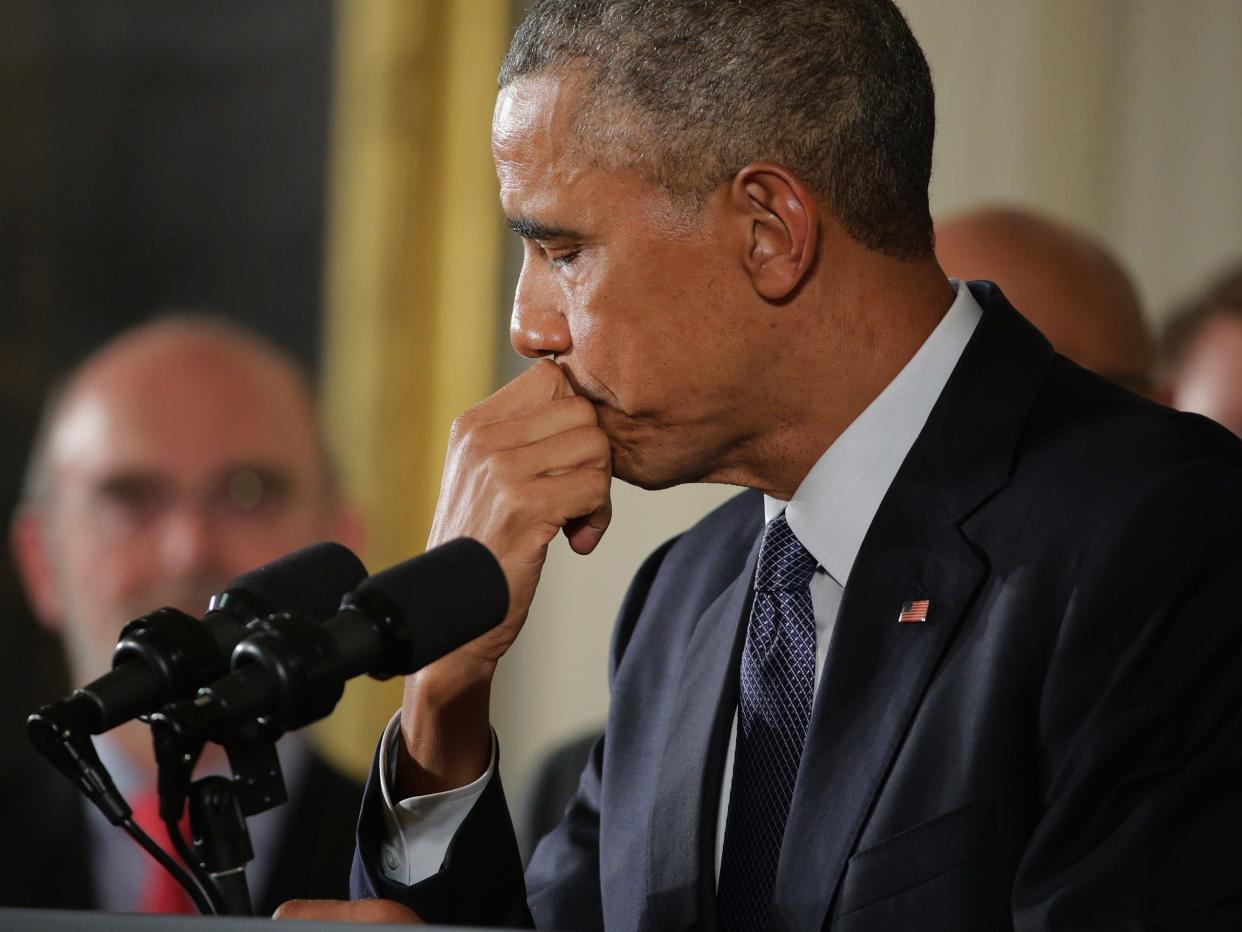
[
  {"xmin": 539, "ymin": 466, "xmax": 611, "ymax": 523},
  {"xmin": 496, "ymin": 425, "xmax": 611, "ymax": 479},
  {"xmin": 475, "ymin": 358, "xmax": 573, "ymax": 421},
  {"xmin": 474, "ymin": 394, "xmax": 599, "ymax": 451},
  {"xmin": 273, "ymin": 898, "xmax": 423, "ymax": 923},
  {"xmin": 564, "ymin": 493, "xmax": 613, "ymax": 555}
]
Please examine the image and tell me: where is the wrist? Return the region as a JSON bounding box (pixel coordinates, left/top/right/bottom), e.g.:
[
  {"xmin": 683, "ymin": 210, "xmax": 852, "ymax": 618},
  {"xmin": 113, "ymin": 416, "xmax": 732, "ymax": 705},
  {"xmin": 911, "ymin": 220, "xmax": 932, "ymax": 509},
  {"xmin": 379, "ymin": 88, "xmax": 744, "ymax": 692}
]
[{"xmin": 396, "ymin": 659, "xmax": 494, "ymax": 796}]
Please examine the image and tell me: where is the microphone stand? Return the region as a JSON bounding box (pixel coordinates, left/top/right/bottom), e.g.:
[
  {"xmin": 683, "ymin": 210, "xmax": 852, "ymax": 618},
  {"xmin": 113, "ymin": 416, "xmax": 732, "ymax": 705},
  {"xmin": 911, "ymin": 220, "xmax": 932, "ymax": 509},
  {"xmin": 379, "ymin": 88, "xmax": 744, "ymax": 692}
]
[
  {"xmin": 149, "ymin": 711, "xmax": 289, "ymax": 916},
  {"xmin": 27, "ymin": 700, "xmax": 216, "ymax": 914},
  {"xmin": 186, "ymin": 776, "xmax": 254, "ymax": 916},
  {"xmin": 146, "ymin": 603, "xmax": 361, "ymax": 917},
  {"xmin": 136, "ymin": 538, "xmax": 510, "ymax": 912}
]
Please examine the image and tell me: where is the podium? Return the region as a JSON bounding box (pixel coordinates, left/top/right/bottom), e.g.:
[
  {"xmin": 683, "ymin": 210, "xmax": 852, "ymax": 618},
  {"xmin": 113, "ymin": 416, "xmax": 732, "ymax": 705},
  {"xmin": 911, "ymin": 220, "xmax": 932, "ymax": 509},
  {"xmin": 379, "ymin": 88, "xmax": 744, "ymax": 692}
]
[{"xmin": 0, "ymin": 909, "xmax": 506, "ymax": 931}]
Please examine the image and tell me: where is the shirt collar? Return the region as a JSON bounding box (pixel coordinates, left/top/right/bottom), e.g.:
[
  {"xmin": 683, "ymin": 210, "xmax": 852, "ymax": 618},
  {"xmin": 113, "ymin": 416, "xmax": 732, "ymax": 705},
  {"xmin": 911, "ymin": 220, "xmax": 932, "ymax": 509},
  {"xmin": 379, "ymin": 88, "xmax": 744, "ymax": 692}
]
[{"xmin": 763, "ymin": 279, "xmax": 983, "ymax": 586}]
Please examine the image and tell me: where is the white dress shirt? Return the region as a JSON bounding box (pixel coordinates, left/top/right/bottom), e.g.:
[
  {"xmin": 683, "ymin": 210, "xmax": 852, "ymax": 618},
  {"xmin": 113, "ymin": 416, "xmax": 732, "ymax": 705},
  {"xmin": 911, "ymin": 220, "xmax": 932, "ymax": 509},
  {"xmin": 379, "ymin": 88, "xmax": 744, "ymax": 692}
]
[{"xmin": 379, "ymin": 279, "xmax": 983, "ymax": 886}]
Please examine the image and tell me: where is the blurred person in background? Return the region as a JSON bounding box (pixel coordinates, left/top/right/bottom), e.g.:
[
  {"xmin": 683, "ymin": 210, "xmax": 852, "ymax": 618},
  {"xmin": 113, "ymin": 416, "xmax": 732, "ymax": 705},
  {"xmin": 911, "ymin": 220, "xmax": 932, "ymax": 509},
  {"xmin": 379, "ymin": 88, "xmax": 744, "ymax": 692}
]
[
  {"xmin": 936, "ymin": 205, "xmax": 1158, "ymax": 397},
  {"xmin": 4, "ymin": 316, "xmax": 365, "ymax": 915},
  {"xmin": 1162, "ymin": 262, "xmax": 1242, "ymax": 437}
]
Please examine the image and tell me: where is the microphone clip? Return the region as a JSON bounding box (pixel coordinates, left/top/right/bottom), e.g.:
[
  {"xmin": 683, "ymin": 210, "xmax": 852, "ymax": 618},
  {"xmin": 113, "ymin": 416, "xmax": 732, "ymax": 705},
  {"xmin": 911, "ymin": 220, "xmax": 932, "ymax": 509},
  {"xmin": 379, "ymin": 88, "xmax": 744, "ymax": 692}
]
[{"xmin": 26, "ymin": 697, "xmax": 131, "ymax": 826}]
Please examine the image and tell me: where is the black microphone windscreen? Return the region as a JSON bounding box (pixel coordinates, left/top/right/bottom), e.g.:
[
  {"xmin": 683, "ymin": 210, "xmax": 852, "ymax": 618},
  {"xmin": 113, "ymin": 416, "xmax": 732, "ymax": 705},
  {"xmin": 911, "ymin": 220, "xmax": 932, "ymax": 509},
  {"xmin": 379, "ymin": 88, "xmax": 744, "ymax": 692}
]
[
  {"xmin": 223, "ymin": 541, "xmax": 369, "ymax": 620},
  {"xmin": 357, "ymin": 538, "xmax": 509, "ymax": 672}
]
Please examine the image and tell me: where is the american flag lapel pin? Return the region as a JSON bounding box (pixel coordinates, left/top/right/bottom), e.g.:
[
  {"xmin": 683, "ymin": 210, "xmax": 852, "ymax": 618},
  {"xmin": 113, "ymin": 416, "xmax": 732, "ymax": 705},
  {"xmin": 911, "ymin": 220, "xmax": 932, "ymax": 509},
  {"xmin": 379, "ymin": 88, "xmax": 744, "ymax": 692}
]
[{"xmin": 897, "ymin": 598, "xmax": 930, "ymax": 624}]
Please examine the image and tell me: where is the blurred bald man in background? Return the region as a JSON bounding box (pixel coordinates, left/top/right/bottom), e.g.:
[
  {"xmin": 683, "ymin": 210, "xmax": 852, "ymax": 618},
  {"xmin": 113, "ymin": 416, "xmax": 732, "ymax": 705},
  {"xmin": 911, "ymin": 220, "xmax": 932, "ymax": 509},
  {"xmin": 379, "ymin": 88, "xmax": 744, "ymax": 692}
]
[
  {"xmin": 4, "ymin": 316, "xmax": 365, "ymax": 915},
  {"xmin": 1162, "ymin": 262, "xmax": 1242, "ymax": 438},
  {"xmin": 936, "ymin": 206, "xmax": 1157, "ymax": 396}
]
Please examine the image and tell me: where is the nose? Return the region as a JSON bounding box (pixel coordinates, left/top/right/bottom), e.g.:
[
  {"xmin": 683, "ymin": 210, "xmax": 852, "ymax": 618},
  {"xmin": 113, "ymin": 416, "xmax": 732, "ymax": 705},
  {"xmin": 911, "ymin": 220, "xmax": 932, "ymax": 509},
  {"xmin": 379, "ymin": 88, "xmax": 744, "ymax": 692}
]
[
  {"xmin": 510, "ymin": 260, "xmax": 571, "ymax": 358},
  {"xmin": 158, "ymin": 503, "xmax": 224, "ymax": 582}
]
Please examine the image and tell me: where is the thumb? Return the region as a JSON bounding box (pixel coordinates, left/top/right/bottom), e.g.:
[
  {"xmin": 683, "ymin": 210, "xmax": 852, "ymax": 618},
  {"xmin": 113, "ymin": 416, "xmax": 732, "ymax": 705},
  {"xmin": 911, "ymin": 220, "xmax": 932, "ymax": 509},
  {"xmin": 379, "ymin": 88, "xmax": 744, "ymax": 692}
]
[{"xmin": 564, "ymin": 495, "xmax": 613, "ymax": 555}]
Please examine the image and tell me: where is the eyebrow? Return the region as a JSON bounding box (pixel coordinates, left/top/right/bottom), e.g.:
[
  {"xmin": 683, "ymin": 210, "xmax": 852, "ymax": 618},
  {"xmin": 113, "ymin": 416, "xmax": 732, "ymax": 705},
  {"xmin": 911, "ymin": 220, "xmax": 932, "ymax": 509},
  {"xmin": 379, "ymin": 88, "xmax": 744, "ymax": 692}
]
[{"xmin": 506, "ymin": 215, "xmax": 585, "ymax": 242}]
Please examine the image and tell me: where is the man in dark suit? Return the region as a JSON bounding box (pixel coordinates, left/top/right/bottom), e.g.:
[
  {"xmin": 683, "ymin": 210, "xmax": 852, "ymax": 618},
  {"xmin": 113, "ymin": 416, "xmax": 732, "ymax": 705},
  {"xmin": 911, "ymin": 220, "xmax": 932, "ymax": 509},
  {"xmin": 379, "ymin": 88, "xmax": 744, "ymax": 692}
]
[
  {"xmin": 6, "ymin": 317, "xmax": 365, "ymax": 915},
  {"xmin": 523, "ymin": 202, "xmax": 1170, "ymax": 870},
  {"xmin": 279, "ymin": 1, "xmax": 1242, "ymax": 928}
]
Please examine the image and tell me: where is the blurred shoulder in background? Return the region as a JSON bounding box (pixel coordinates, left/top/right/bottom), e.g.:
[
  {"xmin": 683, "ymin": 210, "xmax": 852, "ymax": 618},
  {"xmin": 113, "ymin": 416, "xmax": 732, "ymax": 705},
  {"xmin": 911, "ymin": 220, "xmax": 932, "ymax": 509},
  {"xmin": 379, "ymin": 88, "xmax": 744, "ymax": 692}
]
[{"xmin": 1161, "ymin": 262, "xmax": 1242, "ymax": 438}]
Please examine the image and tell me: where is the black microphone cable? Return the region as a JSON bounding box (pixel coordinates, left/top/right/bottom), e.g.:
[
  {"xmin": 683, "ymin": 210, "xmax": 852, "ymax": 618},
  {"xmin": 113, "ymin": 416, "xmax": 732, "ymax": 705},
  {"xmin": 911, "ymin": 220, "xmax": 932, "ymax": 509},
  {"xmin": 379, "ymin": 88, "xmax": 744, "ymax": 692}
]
[
  {"xmin": 166, "ymin": 810, "xmax": 226, "ymax": 916},
  {"xmin": 123, "ymin": 814, "xmax": 217, "ymax": 915}
]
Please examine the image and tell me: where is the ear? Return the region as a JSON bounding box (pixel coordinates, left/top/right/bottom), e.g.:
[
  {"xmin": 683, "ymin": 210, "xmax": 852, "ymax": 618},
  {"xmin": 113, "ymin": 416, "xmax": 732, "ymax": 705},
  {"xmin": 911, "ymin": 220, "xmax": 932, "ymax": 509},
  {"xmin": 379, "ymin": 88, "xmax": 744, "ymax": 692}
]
[
  {"xmin": 729, "ymin": 162, "xmax": 820, "ymax": 301},
  {"xmin": 9, "ymin": 506, "xmax": 66, "ymax": 631}
]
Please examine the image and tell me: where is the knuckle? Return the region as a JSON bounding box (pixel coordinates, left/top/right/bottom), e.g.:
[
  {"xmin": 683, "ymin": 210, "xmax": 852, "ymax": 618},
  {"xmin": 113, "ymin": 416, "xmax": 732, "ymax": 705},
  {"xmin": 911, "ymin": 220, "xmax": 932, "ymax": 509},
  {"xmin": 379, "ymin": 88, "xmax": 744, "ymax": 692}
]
[
  {"xmin": 590, "ymin": 431, "xmax": 611, "ymax": 459},
  {"xmin": 468, "ymin": 418, "xmax": 501, "ymax": 453},
  {"xmin": 510, "ymin": 487, "xmax": 538, "ymax": 519},
  {"xmin": 488, "ymin": 447, "xmax": 517, "ymax": 479},
  {"xmin": 589, "ymin": 468, "xmax": 611, "ymax": 499},
  {"xmin": 449, "ymin": 412, "xmax": 477, "ymax": 444},
  {"xmin": 456, "ymin": 419, "xmax": 505, "ymax": 462},
  {"xmin": 494, "ymin": 478, "xmax": 526, "ymax": 514},
  {"xmin": 455, "ymin": 429, "xmax": 483, "ymax": 462},
  {"xmin": 491, "ymin": 485, "xmax": 516, "ymax": 521}
]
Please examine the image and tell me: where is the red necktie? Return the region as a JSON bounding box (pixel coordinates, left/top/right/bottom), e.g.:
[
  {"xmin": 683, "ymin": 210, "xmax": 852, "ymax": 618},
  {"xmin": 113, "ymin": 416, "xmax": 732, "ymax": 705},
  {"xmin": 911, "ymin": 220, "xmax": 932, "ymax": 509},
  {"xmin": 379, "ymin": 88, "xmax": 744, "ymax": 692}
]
[{"xmin": 130, "ymin": 792, "xmax": 198, "ymax": 915}]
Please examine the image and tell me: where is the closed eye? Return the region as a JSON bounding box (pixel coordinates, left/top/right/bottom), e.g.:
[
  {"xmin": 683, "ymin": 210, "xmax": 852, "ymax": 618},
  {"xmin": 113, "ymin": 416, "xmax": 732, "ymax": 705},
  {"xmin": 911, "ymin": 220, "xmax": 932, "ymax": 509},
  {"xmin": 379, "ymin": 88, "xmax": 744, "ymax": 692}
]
[{"xmin": 549, "ymin": 249, "xmax": 582, "ymax": 269}]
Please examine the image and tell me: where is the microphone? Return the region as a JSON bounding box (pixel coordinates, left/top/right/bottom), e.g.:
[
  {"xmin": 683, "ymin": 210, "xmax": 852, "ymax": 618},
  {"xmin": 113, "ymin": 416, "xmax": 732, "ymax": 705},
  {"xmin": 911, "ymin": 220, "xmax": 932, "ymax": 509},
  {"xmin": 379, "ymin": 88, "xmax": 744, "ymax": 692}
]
[
  {"xmin": 28, "ymin": 541, "xmax": 369, "ymax": 742},
  {"xmin": 149, "ymin": 538, "xmax": 508, "ymax": 744}
]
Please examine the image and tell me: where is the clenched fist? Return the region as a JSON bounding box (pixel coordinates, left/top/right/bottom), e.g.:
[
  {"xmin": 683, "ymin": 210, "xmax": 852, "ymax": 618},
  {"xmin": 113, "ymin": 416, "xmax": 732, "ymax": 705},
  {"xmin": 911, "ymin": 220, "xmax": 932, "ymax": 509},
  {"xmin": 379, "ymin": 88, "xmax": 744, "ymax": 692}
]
[
  {"xmin": 428, "ymin": 357, "xmax": 613, "ymax": 666},
  {"xmin": 396, "ymin": 359, "xmax": 612, "ymax": 796}
]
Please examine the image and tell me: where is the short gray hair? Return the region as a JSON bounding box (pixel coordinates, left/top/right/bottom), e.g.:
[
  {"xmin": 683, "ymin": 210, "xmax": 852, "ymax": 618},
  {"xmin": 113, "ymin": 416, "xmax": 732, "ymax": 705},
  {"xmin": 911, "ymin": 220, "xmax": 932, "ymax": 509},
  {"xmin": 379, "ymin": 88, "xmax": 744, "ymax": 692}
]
[{"xmin": 501, "ymin": 0, "xmax": 936, "ymax": 259}]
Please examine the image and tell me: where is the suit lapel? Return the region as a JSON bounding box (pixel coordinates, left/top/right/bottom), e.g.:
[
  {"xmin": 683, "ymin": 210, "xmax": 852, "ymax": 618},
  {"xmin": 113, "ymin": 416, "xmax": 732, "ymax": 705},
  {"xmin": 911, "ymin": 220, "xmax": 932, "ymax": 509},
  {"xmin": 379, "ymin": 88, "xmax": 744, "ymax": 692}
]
[
  {"xmin": 771, "ymin": 452, "xmax": 986, "ymax": 931},
  {"xmin": 641, "ymin": 284, "xmax": 1051, "ymax": 931},
  {"xmin": 771, "ymin": 283, "xmax": 1056, "ymax": 930},
  {"xmin": 646, "ymin": 535, "xmax": 760, "ymax": 932}
]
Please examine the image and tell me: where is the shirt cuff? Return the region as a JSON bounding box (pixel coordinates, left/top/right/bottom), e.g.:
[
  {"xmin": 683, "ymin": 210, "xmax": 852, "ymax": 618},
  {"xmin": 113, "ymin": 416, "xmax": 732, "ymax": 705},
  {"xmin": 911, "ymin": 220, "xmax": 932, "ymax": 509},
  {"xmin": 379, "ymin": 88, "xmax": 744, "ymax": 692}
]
[{"xmin": 375, "ymin": 709, "xmax": 496, "ymax": 885}]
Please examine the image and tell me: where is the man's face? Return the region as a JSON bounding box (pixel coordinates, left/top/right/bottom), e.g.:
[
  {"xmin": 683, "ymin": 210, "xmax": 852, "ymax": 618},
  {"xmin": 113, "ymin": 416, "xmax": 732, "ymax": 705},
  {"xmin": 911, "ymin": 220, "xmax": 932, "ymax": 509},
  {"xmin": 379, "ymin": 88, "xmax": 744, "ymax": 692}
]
[
  {"xmin": 1173, "ymin": 312, "xmax": 1242, "ymax": 438},
  {"xmin": 493, "ymin": 72, "xmax": 778, "ymax": 490},
  {"xmin": 30, "ymin": 337, "xmax": 344, "ymax": 685}
]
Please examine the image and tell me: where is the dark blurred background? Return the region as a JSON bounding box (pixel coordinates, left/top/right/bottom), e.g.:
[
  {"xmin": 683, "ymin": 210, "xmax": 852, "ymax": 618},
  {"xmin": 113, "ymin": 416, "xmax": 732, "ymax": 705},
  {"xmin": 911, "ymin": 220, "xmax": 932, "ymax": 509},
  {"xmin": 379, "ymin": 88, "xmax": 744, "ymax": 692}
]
[{"xmin": 0, "ymin": 0, "xmax": 333, "ymax": 754}]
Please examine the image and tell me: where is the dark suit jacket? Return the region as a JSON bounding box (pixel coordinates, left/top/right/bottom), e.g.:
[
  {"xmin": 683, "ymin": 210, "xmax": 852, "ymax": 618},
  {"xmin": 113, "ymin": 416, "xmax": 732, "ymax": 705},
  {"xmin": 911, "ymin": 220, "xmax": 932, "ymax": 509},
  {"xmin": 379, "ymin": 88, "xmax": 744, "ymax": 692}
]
[
  {"xmin": 353, "ymin": 282, "xmax": 1242, "ymax": 930},
  {"xmin": 0, "ymin": 746, "xmax": 362, "ymax": 917},
  {"xmin": 520, "ymin": 730, "xmax": 602, "ymax": 863}
]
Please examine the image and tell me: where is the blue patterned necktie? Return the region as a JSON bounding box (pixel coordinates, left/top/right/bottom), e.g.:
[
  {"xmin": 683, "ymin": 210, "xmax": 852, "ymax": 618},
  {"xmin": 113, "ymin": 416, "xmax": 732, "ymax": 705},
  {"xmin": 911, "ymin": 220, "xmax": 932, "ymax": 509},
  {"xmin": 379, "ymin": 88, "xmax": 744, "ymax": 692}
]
[{"xmin": 717, "ymin": 512, "xmax": 818, "ymax": 931}]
